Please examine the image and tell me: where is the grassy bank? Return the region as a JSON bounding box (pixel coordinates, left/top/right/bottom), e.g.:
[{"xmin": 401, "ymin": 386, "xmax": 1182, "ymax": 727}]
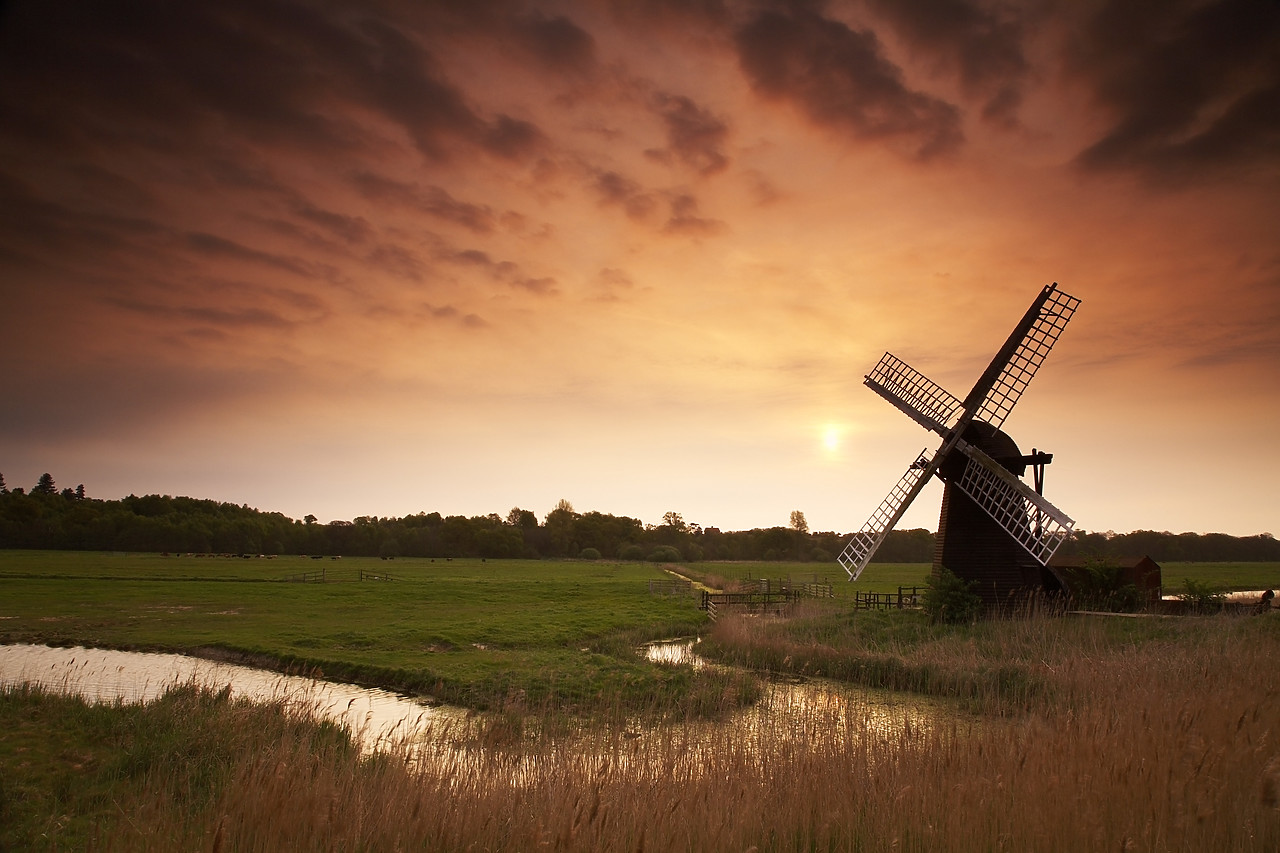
[
  {"xmin": 4, "ymin": 611, "xmax": 1278, "ymax": 851},
  {"xmin": 0, "ymin": 551, "xmax": 727, "ymax": 713}
]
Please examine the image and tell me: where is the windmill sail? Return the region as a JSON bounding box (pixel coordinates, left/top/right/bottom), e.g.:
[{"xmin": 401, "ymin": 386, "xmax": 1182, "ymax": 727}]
[
  {"xmin": 951, "ymin": 440, "xmax": 1074, "ymax": 564},
  {"xmin": 864, "ymin": 353, "xmax": 963, "ymax": 437},
  {"xmin": 839, "ymin": 450, "xmax": 937, "ymax": 581},
  {"xmin": 968, "ymin": 284, "xmax": 1081, "ymax": 430}
]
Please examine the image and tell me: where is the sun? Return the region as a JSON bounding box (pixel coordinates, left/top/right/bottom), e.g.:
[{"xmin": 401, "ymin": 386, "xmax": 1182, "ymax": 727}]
[{"xmin": 822, "ymin": 425, "xmax": 841, "ymax": 452}]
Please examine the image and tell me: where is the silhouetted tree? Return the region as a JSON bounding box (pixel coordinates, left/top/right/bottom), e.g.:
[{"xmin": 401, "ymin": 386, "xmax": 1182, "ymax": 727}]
[
  {"xmin": 0, "ymin": 472, "xmax": 6, "ymax": 494},
  {"xmin": 790, "ymin": 510, "xmax": 809, "ymax": 560},
  {"xmin": 33, "ymin": 473, "xmax": 56, "ymax": 495},
  {"xmin": 506, "ymin": 506, "xmax": 537, "ymax": 528},
  {"xmin": 543, "ymin": 499, "xmax": 578, "ymax": 557}
]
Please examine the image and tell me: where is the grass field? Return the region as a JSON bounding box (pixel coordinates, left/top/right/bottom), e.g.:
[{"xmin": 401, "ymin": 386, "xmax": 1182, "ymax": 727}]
[
  {"xmin": 0, "ymin": 550, "xmax": 739, "ymax": 712},
  {"xmin": 3, "ymin": 551, "xmax": 1280, "ymax": 849},
  {"xmin": 687, "ymin": 559, "xmax": 934, "ymax": 593},
  {"xmin": 4, "ymin": 609, "xmax": 1278, "ymax": 850},
  {"xmin": 1158, "ymin": 561, "xmax": 1280, "ymax": 592}
]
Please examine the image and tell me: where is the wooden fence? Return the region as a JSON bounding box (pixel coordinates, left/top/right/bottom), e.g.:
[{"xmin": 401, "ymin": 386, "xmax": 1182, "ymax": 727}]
[
  {"xmin": 852, "ymin": 586, "xmax": 924, "ymax": 610},
  {"xmin": 648, "ymin": 578, "xmax": 692, "ymax": 595},
  {"xmin": 701, "ymin": 589, "xmax": 806, "ymax": 620},
  {"xmin": 280, "ymin": 568, "xmax": 396, "ymax": 583}
]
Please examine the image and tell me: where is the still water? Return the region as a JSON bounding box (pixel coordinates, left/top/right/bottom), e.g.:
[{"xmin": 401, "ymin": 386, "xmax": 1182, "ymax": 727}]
[
  {"xmin": 1, "ymin": 641, "xmax": 946, "ymax": 760},
  {"xmin": 0, "ymin": 644, "xmax": 465, "ymax": 751}
]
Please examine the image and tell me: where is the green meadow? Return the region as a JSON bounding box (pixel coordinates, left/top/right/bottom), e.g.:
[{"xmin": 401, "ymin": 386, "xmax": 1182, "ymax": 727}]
[
  {"xmin": 4, "ymin": 552, "xmax": 1279, "ymax": 850},
  {"xmin": 3, "ymin": 549, "xmax": 1275, "ymax": 713},
  {"xmin": 0, "ymin": 550, "xmax": 735, "ymax": 712},
  {"xmin": 3, "ymin": 551, "xmax": 1280, "ymax": 850}
]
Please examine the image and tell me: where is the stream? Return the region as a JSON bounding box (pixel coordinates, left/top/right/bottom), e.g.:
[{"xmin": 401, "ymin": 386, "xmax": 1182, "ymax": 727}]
[{"xmin": 1, "ymin": 641, "xmax": 948, "ymax": 760}]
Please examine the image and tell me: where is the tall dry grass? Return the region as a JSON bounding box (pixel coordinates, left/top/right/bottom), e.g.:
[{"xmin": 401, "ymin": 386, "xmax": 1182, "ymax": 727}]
[{"xmin": 76, "ymin": 612, "xmax": 1278, "ymax": 852}]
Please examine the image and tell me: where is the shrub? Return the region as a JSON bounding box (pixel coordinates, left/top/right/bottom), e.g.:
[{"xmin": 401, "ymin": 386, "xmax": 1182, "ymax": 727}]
[
  {"xmin": 922, "ymin": 566, "xmax": 982, "ymax": 624},
  {"xmin": 578, "ymin": 547, "xmax": 601, "ymax": 560},
  {"xmin": 647, "ymin": 545, "xmax": 681, "ymax": 563},
  {"xmin": 1178, "ymin": 577, "xmax": 1226, "ymax": 613},
  {"xmin": 618, "ymin": 543, "xmax": 645, "ymax": 561},
  {"xmin": 1072, "ymin": 558, "xmax": 1141, "ymax": 612}
]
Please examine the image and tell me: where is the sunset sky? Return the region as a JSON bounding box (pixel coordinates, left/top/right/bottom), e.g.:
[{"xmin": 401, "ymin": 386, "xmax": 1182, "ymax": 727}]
[{"xmin": 2, "ymin": 0, "xmax": 1277, "ymax": 538}]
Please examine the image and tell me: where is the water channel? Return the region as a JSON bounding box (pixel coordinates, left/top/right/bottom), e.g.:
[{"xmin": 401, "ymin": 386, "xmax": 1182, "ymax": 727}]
[{"xmin": 1, "ymin": 641, "xmax": 949, "ymax": 763}]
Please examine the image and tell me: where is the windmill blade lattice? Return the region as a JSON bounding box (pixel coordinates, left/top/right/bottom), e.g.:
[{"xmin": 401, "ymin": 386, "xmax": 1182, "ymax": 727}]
[
  {"xmin": 952, "ymin": 440, "xmax": 1075, "ymax": 564},
  {"xmin": 973, "ymin": 286, "xmax": 1081, "ymax": 430},
  {"xmin": 864, "ymin": 353, "xmax": 963, "ymax": 437},
  {"xmin": 839, "ymin": 449, "xmax": 937, "ymax": 581}
]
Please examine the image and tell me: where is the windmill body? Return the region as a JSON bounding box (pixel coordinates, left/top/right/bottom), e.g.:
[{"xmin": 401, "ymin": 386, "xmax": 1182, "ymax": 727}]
[{"xmin": 839, "ymin": 283, "xmax": 1081, "ymax": 607}]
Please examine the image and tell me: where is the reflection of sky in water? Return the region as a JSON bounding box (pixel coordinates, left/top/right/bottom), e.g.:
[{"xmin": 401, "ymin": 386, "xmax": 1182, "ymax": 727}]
[
  {"xmin": 3, "ymin": 642, "xmax": 955, "ymax": 775},
  {"xmin": 0, "ymin": 644, "xmax": 463, "ymax": 752},
  {"xmin": 644, "ymin": 638, "xmax": 947, "ymax": 743}
]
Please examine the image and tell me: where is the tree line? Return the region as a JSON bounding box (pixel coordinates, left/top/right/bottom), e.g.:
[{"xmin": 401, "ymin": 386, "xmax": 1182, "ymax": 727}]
[{"xmin": 0, "ymin": 472, "xmax": 1275, "ymax": 562}]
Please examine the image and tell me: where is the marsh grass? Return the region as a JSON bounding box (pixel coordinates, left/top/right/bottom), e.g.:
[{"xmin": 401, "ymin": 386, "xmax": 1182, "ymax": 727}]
[{"xmin": 5, "ymin": 612, "xmax": 1279, "ymax": 851}]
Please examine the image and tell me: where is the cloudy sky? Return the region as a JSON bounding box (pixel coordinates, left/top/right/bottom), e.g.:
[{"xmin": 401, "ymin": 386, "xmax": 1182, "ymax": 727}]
[{"xmin": 1, "ymin": 0, "xmax": 1277, "ymax": 537}]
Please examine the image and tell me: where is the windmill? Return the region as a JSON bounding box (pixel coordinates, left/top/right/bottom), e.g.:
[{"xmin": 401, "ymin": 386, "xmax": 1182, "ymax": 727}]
[{"xmin": 839, "ymin": 283, "xmax": 1081, "ymax": 607}]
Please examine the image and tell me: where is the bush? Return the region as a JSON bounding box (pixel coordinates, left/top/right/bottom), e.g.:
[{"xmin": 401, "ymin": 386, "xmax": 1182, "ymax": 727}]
[
  {"xmin": 618, "ymin": 544, "xmax": 645, "ymax": 561},
  {"xmin": 1072, "ymin": 558, "xmax": 1141, "ymax": 612},
  {"xmin": 922, "ymin": 567, "xmax": 982, "ymax": 624},
  {"xmin": 647, "ymin": 545, "xmax": 681, "ymax": 563},
  {"xmin": 578, "ymin": 547, "xmax": 601, "ymax": 560},
  {"xmin": 1178, "ymin": 577, "xmax": 1226, "ymax": 613}
]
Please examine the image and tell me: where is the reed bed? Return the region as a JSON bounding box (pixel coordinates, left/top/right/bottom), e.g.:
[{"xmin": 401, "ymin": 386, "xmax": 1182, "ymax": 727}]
[{"xmin": 5, "ymin": 612, "xmax": 1278, "ymax": 851}]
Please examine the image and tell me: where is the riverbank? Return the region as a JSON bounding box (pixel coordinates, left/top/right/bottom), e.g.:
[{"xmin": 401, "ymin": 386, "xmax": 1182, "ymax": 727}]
[
  {"xmin": 0, "ymin": 551, "xmax": 758, "ymax": 715},
  {"xmin": 5, "ymin": 610, "xmax": 1279, "ymax": 851}
]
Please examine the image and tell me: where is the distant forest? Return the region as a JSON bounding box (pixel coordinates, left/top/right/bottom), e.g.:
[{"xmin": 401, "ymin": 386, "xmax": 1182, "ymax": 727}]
[{"xmin": 0, "ymin": 473, "xmax": 1276, "ymax": 563}]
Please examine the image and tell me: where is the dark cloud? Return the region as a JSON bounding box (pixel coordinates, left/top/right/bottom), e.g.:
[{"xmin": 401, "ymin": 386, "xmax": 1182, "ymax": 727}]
[
  {"xmin": 289, "ymin": 201, "xmax": 373, "ymax": 245},
  {"xmin": 605, "ymin": 0, "xmax": 731, "ymax": 30},
  {"xmin": 1070, "ymin": 0, "xmax": 1280, "ymax": 180},
  {"xmin": 865, "ymin": 0, "xmax": 1031, "ymax": 128},
  {"xmin": 593, "ymin": 171, "xmax": 658, "ymax": 220},
  {"xmin": 442, "ymin": 247, "xmax": 557, "ymax": 295},
  {"xmin": 592, "ymin": 266, "xmax": 636, "ymax": 301},
  {"xmin": 733, "ymin": 6, "xmax": 963, "ymax": 159},
  {"xmin": 419, "ymin": 303, "xmax": 487, "ymax": 328},
  {"xmin": 183, "ymin": 232, "xmax": 320, "ymax": 281},
  {"xmin": 0, "ymin": 171, "xmax": 164, "ymax": 280},
  {"xmin": 350, "ymin": 172, "xmax": 496, "ymax": 233},
  {"xmin": 0, "ymin": 1, "xmax": 368, "ymax": 158},
  {"xmin": 508, "ymin": 11, "xmax": 597, "ymax": 73},
  {"xmin": 366, "ymin": 243, "xmax": 429, "ymax": 283},
  {"xmin": 481, "ymin": 114, "xmax": 546, "ymax": 160},
  {"xmin": 104, "ymin": 296, "xmax": 294, "ymax": 330},
  {"xmin": 0, "ymin": 0, "xmax": 546, "ymax": 166},
  {"xmin": 663, "ymin": 193, "xmax": 724, "ymax": 236},
  {"xmin": 512, "ymin": 276, "xmax": 558, "ymax": 295},
  {"xmin": 647, "ymin": 93, "xmax": 730, "ymax": 175}
]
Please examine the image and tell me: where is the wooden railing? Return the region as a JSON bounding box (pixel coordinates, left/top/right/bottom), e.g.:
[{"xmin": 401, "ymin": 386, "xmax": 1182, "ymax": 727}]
[
  {"xmin": 282, "ymin": 568, "xmax": 325, "ymax": 583},
  {"xmin": 852, "ymin": 586, "xmax": 924, "ymax": 610},
  {"xmin": 701, "ymin": 589, "xmax": 805, "ymax": 619}
]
